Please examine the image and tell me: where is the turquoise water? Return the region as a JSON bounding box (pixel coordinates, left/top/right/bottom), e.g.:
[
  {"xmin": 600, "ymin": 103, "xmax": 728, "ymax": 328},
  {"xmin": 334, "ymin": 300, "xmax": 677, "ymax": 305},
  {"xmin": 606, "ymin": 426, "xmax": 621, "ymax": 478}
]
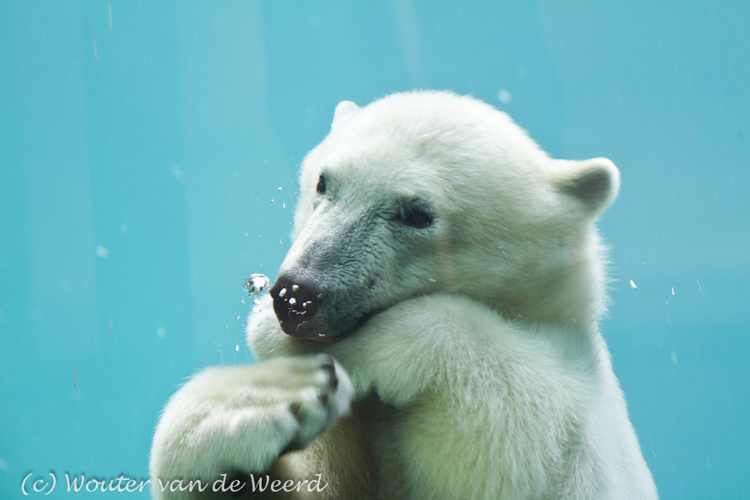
[{"xmin": 1, "ymin": 2, "xmax": 748, "ymax": 499}]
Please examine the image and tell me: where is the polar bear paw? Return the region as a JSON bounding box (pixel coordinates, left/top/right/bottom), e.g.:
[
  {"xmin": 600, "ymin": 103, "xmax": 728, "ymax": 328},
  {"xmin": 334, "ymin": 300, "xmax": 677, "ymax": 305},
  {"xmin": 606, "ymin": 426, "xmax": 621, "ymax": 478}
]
[
  {"xmin": 266, "ymin": 354, "xmax": 353, "ymax": 453},
  {"xmin": 150, "ymin": 355, "xmax": 353, "ymax": 486}
]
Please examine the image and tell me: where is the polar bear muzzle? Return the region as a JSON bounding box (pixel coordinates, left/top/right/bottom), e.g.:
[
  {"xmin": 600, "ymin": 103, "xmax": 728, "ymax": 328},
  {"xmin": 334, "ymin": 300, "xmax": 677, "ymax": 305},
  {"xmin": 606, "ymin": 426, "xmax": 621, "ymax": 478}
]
[
  {"xmin": 270, "ymin": 269, "xmax": 382, "ymax": 343},
  {"xmin": 271, "ymin": 273, "xmax": 375, "ymax": 343},
  {"xmin": 270, "ymin": 275, "xmax": 327, "ymax": 340}
]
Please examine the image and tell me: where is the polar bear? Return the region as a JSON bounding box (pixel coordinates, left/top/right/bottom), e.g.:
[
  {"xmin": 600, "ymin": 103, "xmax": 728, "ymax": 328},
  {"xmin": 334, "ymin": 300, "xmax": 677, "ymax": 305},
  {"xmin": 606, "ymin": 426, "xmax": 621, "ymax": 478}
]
[{"xmin": 150, "ymin": 91, "xmax": 657, "ymax": 499}]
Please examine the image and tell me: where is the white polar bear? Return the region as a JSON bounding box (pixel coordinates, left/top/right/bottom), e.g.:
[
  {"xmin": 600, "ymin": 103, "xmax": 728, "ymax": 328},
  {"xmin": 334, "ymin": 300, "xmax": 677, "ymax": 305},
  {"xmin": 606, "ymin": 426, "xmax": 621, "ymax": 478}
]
[{"xmin": 150, "ymin": 91, "xmax": 658, "ymax": 499}]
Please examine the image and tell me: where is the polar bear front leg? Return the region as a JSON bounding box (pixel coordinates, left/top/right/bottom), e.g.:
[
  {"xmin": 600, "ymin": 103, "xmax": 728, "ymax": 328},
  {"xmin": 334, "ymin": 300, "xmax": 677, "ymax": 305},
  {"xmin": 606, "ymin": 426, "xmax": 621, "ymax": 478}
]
[{"xmin": 149, "ymin": 355, "xmax": 353, "ymax": 499}]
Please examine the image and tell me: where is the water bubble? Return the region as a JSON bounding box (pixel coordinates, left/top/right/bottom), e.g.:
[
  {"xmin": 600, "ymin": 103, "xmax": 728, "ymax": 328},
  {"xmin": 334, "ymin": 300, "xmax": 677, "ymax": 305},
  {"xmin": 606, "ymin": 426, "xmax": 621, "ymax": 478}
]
[
  {"xmin": 279, "ymin": 288, "xmax": 287, "ymax": 298},
  {"xmin": 497, "ymin": 89, "xmax": 512, "ymax": 104},
  {"xmin": 629, "ymin": 280, "xmax": 638, "ymax": 290},
  {"xmin": 95, "ymin": 246, "xmax": 109, "ymax": 258},
  {"xmin": 171, "ymin": 164, "xmax": 185, "ymax": 182},
  {"xmin": 288, "ymin": 297, "xmax": 297, "ymax": 306},
  {"xmin": 292, "ymin": 284, "xmax": 299, "ymax": 292},
  {"xmin": 244, "ymin": 273, "xmax": 272, "ymax": 297}
]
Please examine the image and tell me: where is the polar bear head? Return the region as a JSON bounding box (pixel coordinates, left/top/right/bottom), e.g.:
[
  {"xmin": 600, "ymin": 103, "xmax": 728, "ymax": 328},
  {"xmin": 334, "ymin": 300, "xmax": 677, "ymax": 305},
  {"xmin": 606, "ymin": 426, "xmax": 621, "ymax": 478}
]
[{"xmin": 269, "ymin": 91, "xmax": 619, "ymax": 341}]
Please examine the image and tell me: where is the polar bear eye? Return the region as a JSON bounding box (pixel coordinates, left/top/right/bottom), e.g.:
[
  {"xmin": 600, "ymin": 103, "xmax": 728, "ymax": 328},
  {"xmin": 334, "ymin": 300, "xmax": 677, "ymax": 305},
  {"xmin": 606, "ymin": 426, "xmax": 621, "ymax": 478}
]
[
  {"xmin": 316, "ymin": 175, "xmax": 326, "ymax": 195},
  {"xmin": 398, "ymin": 201, "xmax": 433, "ymax": 229},
  {"xmin": 403, "ymin": 208, "xmax": 433, "ymax": 228}
]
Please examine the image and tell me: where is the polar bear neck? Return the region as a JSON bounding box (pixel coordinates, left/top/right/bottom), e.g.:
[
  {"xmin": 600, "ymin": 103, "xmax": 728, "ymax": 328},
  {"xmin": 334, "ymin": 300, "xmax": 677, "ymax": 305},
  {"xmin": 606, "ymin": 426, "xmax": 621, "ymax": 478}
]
[{"xmin": 464, "ymin": 225, "xmax": 609, "ymax": 336}]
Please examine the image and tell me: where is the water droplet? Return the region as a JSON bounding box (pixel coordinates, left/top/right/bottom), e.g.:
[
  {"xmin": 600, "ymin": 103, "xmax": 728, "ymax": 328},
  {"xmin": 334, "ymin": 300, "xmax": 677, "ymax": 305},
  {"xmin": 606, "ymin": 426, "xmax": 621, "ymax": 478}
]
[
  {"xmin": 629, "ymin": 280, "xmax": 638, "ymax": 290},
  {"xmin": 235, "ymin": 344, "xmax": 240, "ymax": 352}
]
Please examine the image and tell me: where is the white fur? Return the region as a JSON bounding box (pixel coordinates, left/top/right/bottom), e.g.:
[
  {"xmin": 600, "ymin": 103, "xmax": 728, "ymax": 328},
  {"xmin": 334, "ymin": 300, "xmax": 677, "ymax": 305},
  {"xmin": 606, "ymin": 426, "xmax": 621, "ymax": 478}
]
[{"xmin": 151, "ymin": 91, "xmax": 657, "ymax": 499}]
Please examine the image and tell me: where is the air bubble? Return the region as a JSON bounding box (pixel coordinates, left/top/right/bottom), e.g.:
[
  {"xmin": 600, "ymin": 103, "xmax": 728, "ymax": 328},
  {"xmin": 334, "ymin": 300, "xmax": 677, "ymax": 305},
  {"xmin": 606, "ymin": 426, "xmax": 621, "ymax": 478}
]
[
  {"xmin": 497, "ymin": 89, "xmax": 512, "ymax": 104},
  {"xmin": 244, "ymin": 273, "xmax": 272, "ymax": 297},
  {"xmin": 95, "ymin": 245, "xmax": 110, "ymax": 258}
]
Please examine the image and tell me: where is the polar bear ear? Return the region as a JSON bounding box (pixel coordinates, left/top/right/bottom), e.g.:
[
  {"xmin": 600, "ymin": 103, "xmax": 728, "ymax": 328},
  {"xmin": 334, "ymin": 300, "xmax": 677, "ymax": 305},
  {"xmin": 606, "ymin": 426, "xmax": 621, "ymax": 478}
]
[
  {"xmin": 331, "ymin": 100, "xmax": 359, "ymax": 130},
  {"xmin": 557, "ymin": 158, "xmax": 620, "ymax": 216}
]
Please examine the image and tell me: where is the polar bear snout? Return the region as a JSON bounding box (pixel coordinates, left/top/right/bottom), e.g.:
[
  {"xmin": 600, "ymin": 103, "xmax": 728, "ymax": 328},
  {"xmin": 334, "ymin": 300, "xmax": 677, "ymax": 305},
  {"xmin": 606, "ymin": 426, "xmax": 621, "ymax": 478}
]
[{"xmin": 270, "ymin": 275, "xmax": 329, "ymax": 341}]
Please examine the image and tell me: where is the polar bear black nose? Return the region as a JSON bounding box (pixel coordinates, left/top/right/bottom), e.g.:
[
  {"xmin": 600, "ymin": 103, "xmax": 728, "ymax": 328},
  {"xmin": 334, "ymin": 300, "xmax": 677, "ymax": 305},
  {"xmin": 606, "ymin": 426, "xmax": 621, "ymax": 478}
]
[{"xmin": 270, "ymin": 275, "xmax": 321, "ymax": 337}]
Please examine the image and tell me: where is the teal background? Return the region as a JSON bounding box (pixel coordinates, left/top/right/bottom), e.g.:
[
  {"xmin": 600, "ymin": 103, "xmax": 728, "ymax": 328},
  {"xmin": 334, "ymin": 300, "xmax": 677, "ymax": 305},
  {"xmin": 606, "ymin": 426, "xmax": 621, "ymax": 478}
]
[{"xmin": 1, "ymin": 1, "xmax": 748, "ymax": 498}]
